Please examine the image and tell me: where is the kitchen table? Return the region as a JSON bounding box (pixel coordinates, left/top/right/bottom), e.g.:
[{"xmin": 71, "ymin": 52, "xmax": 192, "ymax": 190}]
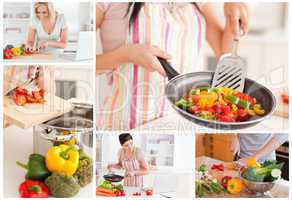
[
  {"xmin": 133, "ymin": 110, "xmax": 289, "ymax": 133},
  {"xmin": 3, "ymin": 125, "xmax": 94, "ymax": 198},
  {"xmin": 96, "ymin": 168, "xmax": 194, "ymax": 198},
  {"xmin": 196, "ymin": 156, "xmax": 289, "ymax": 198}
]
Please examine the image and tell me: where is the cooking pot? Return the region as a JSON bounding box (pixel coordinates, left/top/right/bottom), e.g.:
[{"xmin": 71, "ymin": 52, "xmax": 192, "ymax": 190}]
[{"xmin": 33, "ymin": 102, "xmax": 93, "ymax": 155}]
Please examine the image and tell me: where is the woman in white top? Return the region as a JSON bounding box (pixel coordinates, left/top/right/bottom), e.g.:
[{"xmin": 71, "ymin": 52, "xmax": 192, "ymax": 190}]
[{"xmin": 25, "ymin": 2, "xmax": 68, "ymax": 51}]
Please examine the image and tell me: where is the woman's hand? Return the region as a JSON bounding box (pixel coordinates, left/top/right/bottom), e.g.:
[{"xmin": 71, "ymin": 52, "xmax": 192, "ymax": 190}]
[
  {"xmin": 107, "ymin": 164, "xmax": 114, "ymax": 172},
  {"xmin": 28, "ymin": 66, "xmax": 55, "ymax": 94},
  {"xmin": 25, "ymin": 44, "xmax": 34, "ymax": 52},
  {"xmin": 125, "ymin": 170, "xmax": 136, "ymax": 177},
  {"xmin": 121, "ymin": 44, "xmax": 172, "ymax": 76},
  {"xmin": 38, "ymin": 41, "xmax": 49, "ymax": 50},
  {"xmin": 224, "ymin": 3, "xmax": 250, "ymax": 39}
]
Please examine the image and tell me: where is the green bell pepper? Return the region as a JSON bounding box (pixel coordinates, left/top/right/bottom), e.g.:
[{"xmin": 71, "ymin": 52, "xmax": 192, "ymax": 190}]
[
  {"xmin": 225, "ymin": 95, "xmax": 240, "ymax": 104},
  {"xmin": 175, "ymin": 98, "xmax": 191, "ymax": 110},
  {"xmin": 238, "ymin": 99, "xmax": 251, "ymax": 109},
  {"xmin": 16, "ymin": 154, "xmax": 51, "ymax": 181},
  {"xmin": 190, "ymin": 88, "xmax": 200, "ymax": 95}
]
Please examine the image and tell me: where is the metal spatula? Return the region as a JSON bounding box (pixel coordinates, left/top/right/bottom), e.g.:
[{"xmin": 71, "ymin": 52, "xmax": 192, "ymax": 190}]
[{"xmin": 212, "ymin": 37, "xmax": 246, "ymax": 92}]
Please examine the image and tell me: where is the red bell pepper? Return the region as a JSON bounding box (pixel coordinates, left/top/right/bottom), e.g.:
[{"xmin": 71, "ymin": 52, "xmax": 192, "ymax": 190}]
[
  {"xmin": 19, "ymin": 180, "xmax": 49, "ymax": 198},
  {"xmin": 221, "ymin": 176, "xmax": 232, "ymax": 189}
]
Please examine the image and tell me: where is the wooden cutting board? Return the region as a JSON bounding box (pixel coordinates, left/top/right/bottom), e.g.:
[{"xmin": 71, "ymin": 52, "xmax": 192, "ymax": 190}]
[
  {"xmin": 12, "ymin": 53, "xmax": 55, "ymax": 60},
  {"xmin": 4, "ymin": 93, "xmax": 73, "ymax": 129},
  {"xmin": 273, "ymin": 89, "xmax": 289, "ymax": 118}
]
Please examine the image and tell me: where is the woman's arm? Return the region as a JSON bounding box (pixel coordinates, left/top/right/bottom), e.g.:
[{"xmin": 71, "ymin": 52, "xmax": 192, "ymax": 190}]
[
  {"xmin": 39, "ymin": 28, "xmax": 68, "ymax": 49},
  {"xmin": 25, "ymin": 27, "xmax": 36, "ymax": 50},
  {"xmin": 134, "ymin": 158, "xmax": 148, "ymax": 176},
  {"xmin": 200, "ymin": 3, "xmax": 224, "ymax": 59},
  {"xmin": 238, "ymin": 134, "xmax": 288, "ymax": 164},
  {"xmin": 96, "ymin": 6, "xmax": 170, "ymax": 76}
]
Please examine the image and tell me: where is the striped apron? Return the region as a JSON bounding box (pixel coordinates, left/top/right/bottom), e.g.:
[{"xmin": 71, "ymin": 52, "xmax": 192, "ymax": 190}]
[
  {"xmin": 121, "ymin": 148, "xmax": 143, "ymax": 187},
  {"xmin": 97, "ymin": 3, "xmax": 206, "ymax": 130}
]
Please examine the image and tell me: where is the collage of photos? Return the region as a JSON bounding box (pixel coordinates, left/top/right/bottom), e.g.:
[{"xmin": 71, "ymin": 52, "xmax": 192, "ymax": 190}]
[{"xmin": 1, "ymin": 1, "xmax": 290, "ymax": 200}]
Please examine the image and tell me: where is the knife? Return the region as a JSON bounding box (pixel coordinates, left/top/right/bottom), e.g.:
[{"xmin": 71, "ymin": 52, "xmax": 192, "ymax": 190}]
[{"xmin": 5, "ymin": 66, "xmax": 40, "ymax": 96}]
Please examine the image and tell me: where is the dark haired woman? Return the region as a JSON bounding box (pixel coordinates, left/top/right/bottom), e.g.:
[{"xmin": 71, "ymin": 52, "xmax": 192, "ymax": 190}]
[
  {"xmin": 96, "ymin": 3, "xmax": 249, "ymax": 130},
  {"xmin": 107, "ymin": 133, "xmax": 148, "ymax": 187}
]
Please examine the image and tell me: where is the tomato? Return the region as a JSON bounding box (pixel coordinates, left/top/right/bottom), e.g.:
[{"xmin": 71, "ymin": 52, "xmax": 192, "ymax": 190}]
[
  {"xmin": 191, "ymin": 95, "xmax": 200, "ymax": 104},
  {"xmin": 236, "ymin": 109, "xmax": 250, "ymax": 122},
  {"xmin": 222, "ymin": 104, "xmax": 231, "ymax": 114},
  {"xmin": 234, "ymin": 92, "xmax": 256, "ymax": 104},
  {"xmin": 188, "ymin": 105, "xmax": 200, "ymax": 114},
  {"xmin": 115, "ymin": 191, "xmax": 122, "ymax": 196},
  {"xmin": 15, "ymin": 87, "xmax": 28, "ymax": 95},
  {"xmin": 14, "ymin": 94, "xmax": 27, "ymax": 106},
  {"xmin": 213, "ymin": 103, "xmax": 231, "ymax": 115},
  {"xmin": 132, "ymin": 192, "xmax": 141, "ymax": 196},
  {"xmin": 281, "ymin": 93, "xmax": 289, "ymax": 104},
  {"xmin": 39, "ymin": 89, "xmax": 45, "ymax": 97},
  {"xmin": 145, "ymin": 189, "xmax": 153, "ymax": 196},
  {"xmin": 32, "ymin": 91, "xmax": 43, "ymax": 101},
  {"xmin": 213, "ymin": 103, "xmax": 223, "ymax": 114},
  {"xmin": 120, "ymin": 190, "xmax": 125, "ymax": 196},
  {"xmin": 217, "ymin": 114, "xmax": 235, "ymax": 122}
]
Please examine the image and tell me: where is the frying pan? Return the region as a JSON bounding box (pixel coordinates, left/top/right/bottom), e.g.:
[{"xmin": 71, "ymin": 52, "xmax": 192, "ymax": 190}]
[
  {"xmin": 158, "ymin": 58, "xmax": 276, "ymax": 130},
  {"xmin": 103, "ymin": 173, "xmax": 124, "ymax": 182}
]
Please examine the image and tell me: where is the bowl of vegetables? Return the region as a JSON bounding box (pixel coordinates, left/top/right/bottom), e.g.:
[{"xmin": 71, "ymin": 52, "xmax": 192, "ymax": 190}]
[{"xmin": 240, "ymin": 160, "xmax": 284, "ymax": 195}]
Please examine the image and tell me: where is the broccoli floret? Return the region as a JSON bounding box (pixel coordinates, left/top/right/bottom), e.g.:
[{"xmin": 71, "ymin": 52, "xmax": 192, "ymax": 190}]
[
  {"xmin": 45, "ymin": 172, "xmax": 80, "ymax": 197},
  {"xmin": 73, "ymin": 149, "xmax": 93, "ymax": 187}
]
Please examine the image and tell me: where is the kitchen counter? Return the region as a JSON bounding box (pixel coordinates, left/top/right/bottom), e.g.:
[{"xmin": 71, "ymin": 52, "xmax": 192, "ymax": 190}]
[
  {"xmin": 196, "ymin": 156, "xmax": 289, "ymax": 198},
  {"xmin": 3, "ymin": 125, "xmax": 94, "ymax": 198},
  {"xmin": 134, "ymin": 111, "xmax": 288, "ymax": 133},
  {"xmin": 4, "ymin": 54, "xmax": 93, "ymax": 64},
  {"xmin": 96, "ymin": 168, "xmax": 194, "ymax": 198}
]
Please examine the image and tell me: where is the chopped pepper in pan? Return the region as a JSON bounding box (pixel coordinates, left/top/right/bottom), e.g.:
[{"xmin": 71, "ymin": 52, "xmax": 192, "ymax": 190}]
[{"xmin": 175, "ymin": 87, "xmax": 265, "ymax": 123}]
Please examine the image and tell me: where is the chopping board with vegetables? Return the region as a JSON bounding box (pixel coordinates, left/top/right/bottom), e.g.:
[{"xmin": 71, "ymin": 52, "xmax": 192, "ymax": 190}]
[
  {"xmin": 4, "ymin": 88, "xmax": 73, "ymax": 128},
  {"xmin": 4, "ymin": 44, "xmax": 54, "ymax": 60},
  {"xmin": 196, "ymin": 156, "xmax": 287, "ymax": 198},
  {"xmin": 273, "ymin": 89, "xmax": 289, "ymax": 118}
]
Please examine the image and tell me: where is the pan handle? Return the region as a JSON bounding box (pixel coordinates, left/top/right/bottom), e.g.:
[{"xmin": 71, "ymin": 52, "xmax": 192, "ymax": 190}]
[{"xmin": 157, "ymin": 57, "xmax": 180, "ymax": 80}]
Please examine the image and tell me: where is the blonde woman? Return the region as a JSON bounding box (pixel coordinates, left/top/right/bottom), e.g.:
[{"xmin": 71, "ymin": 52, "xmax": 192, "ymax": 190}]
[{"xmin": 25, "ymin": 2, "xmax": 68, "ymax": 52}]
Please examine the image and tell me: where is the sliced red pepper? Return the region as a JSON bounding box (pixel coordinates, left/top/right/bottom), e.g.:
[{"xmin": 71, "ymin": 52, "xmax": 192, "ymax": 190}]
[
  {"xmin": 236, "ymin": 109, "xmax": 250, "ymax": 122},
  {"xmin": 217, "ymin": 114, "xmax": 235, "ymax": 122},
  {"xmin": 188, "ymin": 105, "xmax": 201, "ymax": 114},
  {"xmin": 211, "ymin": 163, "xmax": 225, "ymax": 171}
]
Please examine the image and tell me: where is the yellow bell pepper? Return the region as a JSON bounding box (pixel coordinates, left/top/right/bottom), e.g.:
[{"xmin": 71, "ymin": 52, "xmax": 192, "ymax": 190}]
[
  {"xmin": 11, "ymin": 47, "xmax": 22, "ymax": 56},
  {"xmin": 219, "ymin": 87, "xmax": 234, "ymax": 96},
  {"xmin": 253, "ymin": 104, "xmax": 265, "ymax": 115},
  {"xmin": 247, "ymin": 157, "xmax": 261, "ymax": 168},
  {"xmin": 197, "ymin": 92, "xmax": 218, "ymax": 107},
  {"xmin": 63, "ymin": 130, "xmax": 77, "ymax": 145},
  {"xmin": 45, "ymin": 144, "xmax": 79, "ymax": 176},
  {"xmin": 227, "ymin": 178, "xmax": 243, "ymax": 194}
]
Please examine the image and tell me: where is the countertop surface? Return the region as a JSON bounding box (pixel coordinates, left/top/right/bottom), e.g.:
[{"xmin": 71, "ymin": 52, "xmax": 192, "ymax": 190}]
[
  {"xmin": 4, "ymin": 54, "xmax": 93, "ymax": 63},
  {"xmin": 196, "ymin": 156, "xmax": 289, "ymax": 198},
  {"xmin": 3, "ymin": 125, "xmax": 94, "ymax": 198},
  {"xmin": 134, "ymin": 111, "xmax": 289, "ymax": 133},
  {"xmin": 96, "ymin": 168, "xmax": 194, "ymax": 198}
]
